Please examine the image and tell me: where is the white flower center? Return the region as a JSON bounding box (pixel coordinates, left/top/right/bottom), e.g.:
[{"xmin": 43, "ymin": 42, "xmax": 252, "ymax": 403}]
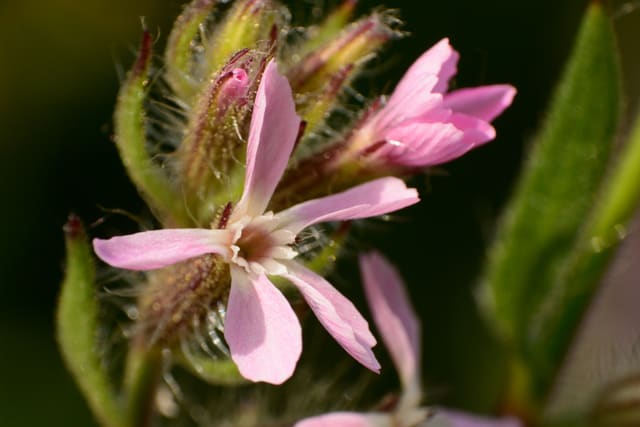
[{"xmin": 227, "ymin": 212, "xmax": 297, "ymax": 276}]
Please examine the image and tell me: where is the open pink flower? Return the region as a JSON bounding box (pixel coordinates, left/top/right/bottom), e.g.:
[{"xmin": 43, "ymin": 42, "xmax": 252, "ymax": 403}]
[
  {"xmin": 351, "ymin": 38, "xmax": 516, "ymax": 168},
  {"xmin": 93, "ymin": 60, "xmax": 420, "ymax": 385},
  {"xmin": 296, "ymin": 252, "xmax": 521, "ymax": 427}
]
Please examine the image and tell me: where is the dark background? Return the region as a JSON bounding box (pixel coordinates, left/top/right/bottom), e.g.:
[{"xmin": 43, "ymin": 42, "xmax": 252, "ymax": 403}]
[{"xmin": 2, "ymin": 0, "xmax": 639, "ymax": 425}]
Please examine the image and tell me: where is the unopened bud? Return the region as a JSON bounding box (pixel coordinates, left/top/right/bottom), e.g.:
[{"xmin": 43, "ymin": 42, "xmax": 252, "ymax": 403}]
[
  {"xmin": 177, "ymin": 50, "xmax": 261, "ymax": 224},
  {"xmin": 285, "ymin": 12, "xmax": 397, "ymax": 134},
  {"xmin": 137, "ymin": 254, "xmax": 231, "ymax": 348},
  {"xmin": 199, "ymin": 0, "xmax": 284, "ymax": 80},
  {"xmin": 298, "ymin": 0, "xmax": 359, "ymax": 55},
  {"xmin": 287, "ymin": 13, "xmax": 397, "ymax": 96},
  {"xmin": 165, "ymin": 0, "xmax": 217, "ymax": 100}
]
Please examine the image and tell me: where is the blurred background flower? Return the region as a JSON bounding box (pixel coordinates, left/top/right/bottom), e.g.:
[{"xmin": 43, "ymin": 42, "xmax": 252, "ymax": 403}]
[{"xmin": 2, "ymin": 0, "xmax": 640, "ymax": 426}]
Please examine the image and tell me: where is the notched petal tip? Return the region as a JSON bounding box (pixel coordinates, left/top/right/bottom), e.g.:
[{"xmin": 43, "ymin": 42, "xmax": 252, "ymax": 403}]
[{"xmin": 284, "ymin": 263, "xmax": 380, "ymax": 373}]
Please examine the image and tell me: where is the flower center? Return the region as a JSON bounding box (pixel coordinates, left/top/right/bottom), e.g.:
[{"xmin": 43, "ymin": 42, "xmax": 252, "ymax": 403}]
[{"xmin": 228, "ymin": 213, "xmax": 297, "ymax": 276}]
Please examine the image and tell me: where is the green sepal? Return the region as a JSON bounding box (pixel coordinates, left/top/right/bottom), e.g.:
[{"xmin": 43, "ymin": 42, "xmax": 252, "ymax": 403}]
[
  {"xmin": 176, "ymin": 353, "xmax": 247, "ymax": 386},
  {"xmin": 114, "ymin": 31, "xmax": 189, "ymax": 226},
  {"xmin": 165, "ymin": 0, "xmax": 217, "ymax": 101},
  {"xmin": 57, "ymin": 215, "xmax": 125, "ymax": 427},
  {"xmin": 303, "ymin": 222, "xmax": 350, "ymax": 276},
  {"xmin": 478, "ymin": 1, "xmax": 621, "ymax": 406}
]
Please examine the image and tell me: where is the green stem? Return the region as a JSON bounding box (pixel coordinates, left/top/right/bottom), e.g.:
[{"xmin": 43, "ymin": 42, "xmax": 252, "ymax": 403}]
[{"xmin": 124, "ymin": 345, "xmax": 163, "ymax": 427}]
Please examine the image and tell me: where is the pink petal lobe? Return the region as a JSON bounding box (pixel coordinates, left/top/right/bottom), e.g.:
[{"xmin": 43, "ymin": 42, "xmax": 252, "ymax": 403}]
[
  {"xmin": 449, "ymin": 112, "xmax": 497, "ymax": 148},
  {"xmin": 443, "ymin": 85, "xmax": 516, "ymax": 122},
  {"xmin": 391, "ymin": 38, "xmax": 458, "ymax": 102},
  {"xmin": 431, "ymin": 410, "xmax": 523, "ymax": 427},
  {"xmin": 92, "ymin": 229, "xmax": 232, "ymax": 270},
  {"xmin": 274, "ymin": 177, "xmax": 419, "ymax": 234},
  {"xmin": 235, "ymin": 59, "xmax": 302, "ymax": 217},
  {"xmin": 377, "ymin": 38, "xmax": 458, "ymax": 129},
  {"xmin": 284, "ymin": 262, "xmax": 380, "ymax": 372},
  {"xmin": 225, "ymin": 267, "xmax": 302, "ymax": 384},
  {"xmin": 295, "ymin": 412, "xmax": 391, "ymax": 427},
  {"xmin": 360, "ymin": 252, "xmax": 420, "ymax": 389}
]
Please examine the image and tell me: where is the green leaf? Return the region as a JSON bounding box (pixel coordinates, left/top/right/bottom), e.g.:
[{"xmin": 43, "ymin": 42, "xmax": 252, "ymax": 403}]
[
  {"xmin": 533, "ymin": 100, "xmax": 640, "ymax": 419},
  {"xmin": 479, "ymin": 1, "xmax": 621, "ymax": 407},
  {"xmin": 114, "ymin": 31, "xmax": 189, "ymax": 226},
  {"xmin": 57, "ymin": 216, "xmax": 125, "ymax": 427}
]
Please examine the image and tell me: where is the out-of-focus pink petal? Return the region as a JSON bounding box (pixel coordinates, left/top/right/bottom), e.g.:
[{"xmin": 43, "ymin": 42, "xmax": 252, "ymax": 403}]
[
  {"xmin": 295, "ymin": 412, "xmax": 392, "ymax": 427},
  {"xmin": 234, "ymin": 59, "xmax": 302, "ymax": 218},
  {"xmin": 429, "ymin": 410, "xmax": 522, "ymax": 427},
  {"xmin": 284, "ymin": 262, "xmax": 380, "ymax": 372},
  {"xmin": 359, "ymin": 252, "xmax": 420, "ymax": 389},
  {"xmin": 92, "ymin": 229, "xmax": 232, "ymax": 270},
  {"xmin": 274, "ymin": 177, "xmax": 419, "ymax": 234},
  {"xmin": 443, "ymin": 85, "xmax": 516, "ymax": 122},
  {"xmin": 225, "ymin": 267, "xmax": 302, "ymax": 384}
]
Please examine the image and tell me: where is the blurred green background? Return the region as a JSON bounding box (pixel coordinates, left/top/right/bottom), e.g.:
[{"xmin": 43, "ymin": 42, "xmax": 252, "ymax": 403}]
[{"xmin": 2, "ymin": 0, "xmax": 639, "ymax": 425}]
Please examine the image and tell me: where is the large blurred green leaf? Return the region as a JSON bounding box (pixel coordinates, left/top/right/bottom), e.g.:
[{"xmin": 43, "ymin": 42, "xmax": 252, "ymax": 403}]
[
  {"xmin": 57, "ymin": 216, "xmax": 124, "ymax": 427},
  {"xmin": 479, "ymin": 2, "xmax": 621, "ymax": 407}
]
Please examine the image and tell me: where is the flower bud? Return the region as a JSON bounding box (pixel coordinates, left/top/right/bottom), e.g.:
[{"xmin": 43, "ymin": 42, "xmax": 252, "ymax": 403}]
[
  {"xmin": 165, "ymin": 0, "xmax": 217, "ymax": 100},
  {"xmin": 176, "ymin": 50, "xmax": 261, "ymax": 224},
  {"xmin": 286, "ymin": 13, "xmax": 397, "ymax": 131},
  {"xmin": 199, "ymin": 0, "xmax": 285, "ymax": 81},
  {"xmin": 136, "ymin": 254, "xmax": 231, "ymax": 348},
  {"xmin": 287, "ymin": 13, "xmax": 395, "ymax": 93}
]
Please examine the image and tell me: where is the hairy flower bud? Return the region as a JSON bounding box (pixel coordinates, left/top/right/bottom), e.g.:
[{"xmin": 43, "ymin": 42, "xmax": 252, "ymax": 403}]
[
  {"xmin": 165, "ymin": 0, "xmax": 217, "ymax": 100},
  {"xmin": 176, "ymin": 50, "xmax": 265, "ymax": 224},
  {"xmin": 286, "ymin": 13, "xmax": 397, "ymax": 132},
  {"xmin": 200, "ymin": 0, "xmax": 284, "ymax": 81}
]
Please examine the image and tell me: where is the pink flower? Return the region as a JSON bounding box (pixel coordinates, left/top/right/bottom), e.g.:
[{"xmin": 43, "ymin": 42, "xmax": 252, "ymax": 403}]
[
  {"xmin": 295, "ymin": 252, "xmax": 521, "ymax": 427},
  {"xmin": 93, "ymin": 60, "xmax": 420, "ymax": 385},
  {"xmin": 351, "ymin": 38, "xmax": 516, "ymax": 168}
]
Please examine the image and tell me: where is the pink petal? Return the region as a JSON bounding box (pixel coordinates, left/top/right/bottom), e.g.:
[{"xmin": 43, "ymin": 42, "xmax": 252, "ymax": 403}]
[
  {"xmin": 360, "ymin": 252, "xmax": 420, "ymax": 389},
  {"xmin": 443, "ymin": 85, "xmax": 516, "ymax": 122},
  {"xmin": 381, "ymin": 120, "xmax": 465, "ymax": 167},
  {"xmin": 449, "ymin": 112, "xmax": 497, "ymax": 148},
  {"xmin": 432, "ymin": 410, "xmax": 523, "ymax": 427},
  {"xmin": 92, "ymin": 229, "xmax": 232, "ymax": 270},
  {"xmin": 295, "ymin": 412, "xmax": 391, "ymax": 427},
  {"xmin": 234, "ymin": 59, "xmax": 302, "ymax": 218},
  {"xmin": 377, "ymin": 38, "xmax": 458, "ymax": 129},
  {"xmin": 274, "ymin": 177, "xmax": 419, "ymax": 234},
  {"xmin": 225, "ymin": 267, "xmax": 302, "ymax": 384},
  {"xmin": 284, "ymin": 262, "xmax": 380, "ymax": 372}
]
